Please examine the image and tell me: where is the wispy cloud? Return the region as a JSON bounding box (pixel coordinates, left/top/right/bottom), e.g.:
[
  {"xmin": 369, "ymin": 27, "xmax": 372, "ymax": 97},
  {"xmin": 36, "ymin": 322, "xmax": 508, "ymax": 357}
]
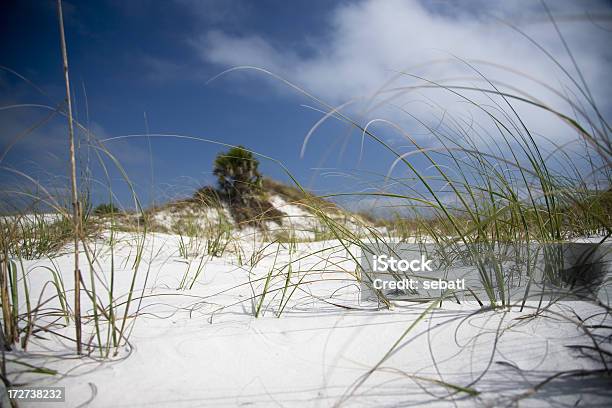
[{"xmin": 193, "ymin": 0, "xmax": 612, "ymax": 148}]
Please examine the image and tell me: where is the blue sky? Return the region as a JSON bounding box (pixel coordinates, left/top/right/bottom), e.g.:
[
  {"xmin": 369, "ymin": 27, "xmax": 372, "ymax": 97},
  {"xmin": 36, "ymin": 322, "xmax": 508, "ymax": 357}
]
[{"xmin": 1, "ymin": 0, "xmax": 611, "ymax": 213}]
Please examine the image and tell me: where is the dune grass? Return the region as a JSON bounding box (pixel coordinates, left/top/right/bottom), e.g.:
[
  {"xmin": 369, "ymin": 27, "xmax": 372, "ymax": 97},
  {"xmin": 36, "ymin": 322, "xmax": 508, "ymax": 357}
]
[{"xmin": 0, "ymin": 4, "xmax": 610, "ymax": 406}]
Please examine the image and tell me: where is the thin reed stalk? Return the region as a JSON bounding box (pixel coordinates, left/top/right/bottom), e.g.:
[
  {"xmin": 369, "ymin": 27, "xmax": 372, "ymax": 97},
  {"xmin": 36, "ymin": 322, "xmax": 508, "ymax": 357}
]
[{"xmin": 56, "ymin": 0, "xmax": 82, "ymax": 355}]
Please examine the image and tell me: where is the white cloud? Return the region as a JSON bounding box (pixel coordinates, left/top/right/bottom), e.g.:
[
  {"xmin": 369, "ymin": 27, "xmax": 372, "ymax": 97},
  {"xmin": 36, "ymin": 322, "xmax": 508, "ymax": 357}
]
[
  {"xmin": 194, "ymin": 0, "xmax": 611, "ymax": 151},
  {"xmin": 201, "ymin": 31, "xmax": 296, "ymax": 72}
]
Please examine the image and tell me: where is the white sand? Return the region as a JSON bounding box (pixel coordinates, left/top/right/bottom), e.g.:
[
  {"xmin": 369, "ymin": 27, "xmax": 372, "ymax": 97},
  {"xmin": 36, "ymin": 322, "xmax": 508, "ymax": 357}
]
[{"xmin": 6, "ymin": 232, "xmax": 611, "ymax": 407}]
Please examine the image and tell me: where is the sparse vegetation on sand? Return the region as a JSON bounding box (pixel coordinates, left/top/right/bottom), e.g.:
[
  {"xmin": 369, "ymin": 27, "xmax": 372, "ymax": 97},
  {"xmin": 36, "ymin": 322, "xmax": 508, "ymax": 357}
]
[{"xmin": 1, "ymin": 2, "xmax": 611, "ymax": 407}]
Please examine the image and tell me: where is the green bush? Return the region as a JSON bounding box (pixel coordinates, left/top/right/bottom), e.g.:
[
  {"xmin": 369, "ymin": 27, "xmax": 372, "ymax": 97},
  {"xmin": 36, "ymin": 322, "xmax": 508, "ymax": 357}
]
[
  {"xmin": 94, "ymin": 202, "xmax": 120, "ymax": 215},
  {"xmin": 211, "ymin": 147, "xmax": 286, "ymax": 227},
  {"xmin": 213, "ymin": 146, "xmax": 262, "ymax": 201}
]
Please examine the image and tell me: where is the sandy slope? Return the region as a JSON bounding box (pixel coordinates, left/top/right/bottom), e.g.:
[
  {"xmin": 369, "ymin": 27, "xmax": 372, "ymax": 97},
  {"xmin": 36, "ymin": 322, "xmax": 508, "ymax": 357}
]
[
  {"xmin": 6, "ymin": 232, "xmax": 612, "ymax": 407},
  {"xmin": 144, "ymin": 193, "xmax": 387, "ymax": 240}
]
